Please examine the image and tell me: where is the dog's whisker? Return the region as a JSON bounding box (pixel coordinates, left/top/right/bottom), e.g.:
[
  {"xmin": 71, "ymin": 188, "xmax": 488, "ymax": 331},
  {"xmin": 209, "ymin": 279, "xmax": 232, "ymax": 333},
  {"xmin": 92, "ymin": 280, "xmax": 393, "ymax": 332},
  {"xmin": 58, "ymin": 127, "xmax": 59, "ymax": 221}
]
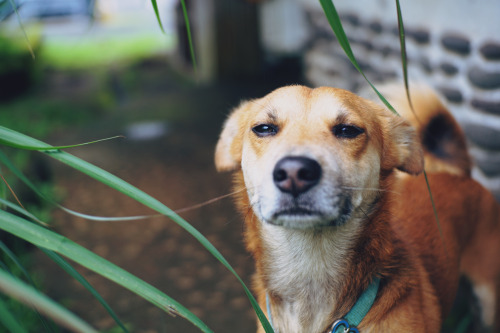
[
  {"xmin": 174, "ymin": 188, "xmax": 247, "ymax": 214},
  {"xmin": 340, "ymin": 186, "xmax": 401, "ymax": 196}
]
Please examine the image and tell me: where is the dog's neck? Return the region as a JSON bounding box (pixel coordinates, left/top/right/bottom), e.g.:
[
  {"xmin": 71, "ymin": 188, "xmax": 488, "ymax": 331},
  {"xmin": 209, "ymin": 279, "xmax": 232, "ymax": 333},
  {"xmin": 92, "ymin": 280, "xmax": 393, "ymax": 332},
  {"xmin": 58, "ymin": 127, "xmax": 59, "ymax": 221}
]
[
  {"xmin": 261, "ymin": 222, "xmax": 365, "ymax": 333},
  {"xmin": 237, "ymin": 172, "xmax": 404, "ymax": 333}
]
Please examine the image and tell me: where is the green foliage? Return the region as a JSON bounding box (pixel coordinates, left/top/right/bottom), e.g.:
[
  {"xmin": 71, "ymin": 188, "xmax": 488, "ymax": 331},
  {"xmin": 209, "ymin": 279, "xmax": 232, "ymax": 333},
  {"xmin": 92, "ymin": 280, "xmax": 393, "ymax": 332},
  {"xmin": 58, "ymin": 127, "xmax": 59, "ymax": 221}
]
[
  {"xmin": 0, "ymin": 29, "xmax": 40, "ymax": 100},
  {"xmin": 40, "ymin": 34, "xmax": 174, "ymax": 70},
  {"xmin": 0, "ymin": 28, "xmax": 37, "ymax": 73},
  {"xmin": 0, "ymin": 96, "xmax": 99, "ymax": 139}
]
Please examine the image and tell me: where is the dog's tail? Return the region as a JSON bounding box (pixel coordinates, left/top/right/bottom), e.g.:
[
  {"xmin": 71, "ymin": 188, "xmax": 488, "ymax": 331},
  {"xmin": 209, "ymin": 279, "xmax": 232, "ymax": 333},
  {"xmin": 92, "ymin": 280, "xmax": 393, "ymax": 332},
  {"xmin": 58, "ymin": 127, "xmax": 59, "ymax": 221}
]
[{"xmin": 379, "ymin": 84, "xmax": 472, "ymax": 176}]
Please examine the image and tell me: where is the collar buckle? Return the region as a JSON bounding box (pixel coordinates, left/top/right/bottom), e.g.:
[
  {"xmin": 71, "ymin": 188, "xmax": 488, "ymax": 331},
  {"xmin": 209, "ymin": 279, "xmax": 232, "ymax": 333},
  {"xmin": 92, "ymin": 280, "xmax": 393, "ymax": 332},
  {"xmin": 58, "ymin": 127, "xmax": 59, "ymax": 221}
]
[{"xmin": 330, "ymin": 319, "xmax": 359, "ymax": 333}]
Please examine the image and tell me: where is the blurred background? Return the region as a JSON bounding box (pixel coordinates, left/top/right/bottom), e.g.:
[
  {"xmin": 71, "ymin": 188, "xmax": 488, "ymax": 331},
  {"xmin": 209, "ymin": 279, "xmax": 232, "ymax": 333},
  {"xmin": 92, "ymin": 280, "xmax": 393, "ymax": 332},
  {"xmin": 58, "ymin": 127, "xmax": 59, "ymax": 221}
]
[{"xmin": 0, "ymin": 0, "xmax": 499, "ymax": 332}]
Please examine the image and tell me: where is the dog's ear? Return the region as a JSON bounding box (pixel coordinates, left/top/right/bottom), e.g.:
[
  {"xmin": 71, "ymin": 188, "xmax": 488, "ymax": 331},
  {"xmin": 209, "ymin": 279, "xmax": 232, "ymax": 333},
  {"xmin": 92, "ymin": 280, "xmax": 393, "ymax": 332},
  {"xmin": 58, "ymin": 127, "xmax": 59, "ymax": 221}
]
[
  {"xmin": 215, "ymin": 101, "xmax": 251, "ymax": 172},
  {"xmin": 381, "ymin": 113, "xmax": 424, "ymax": 175}
]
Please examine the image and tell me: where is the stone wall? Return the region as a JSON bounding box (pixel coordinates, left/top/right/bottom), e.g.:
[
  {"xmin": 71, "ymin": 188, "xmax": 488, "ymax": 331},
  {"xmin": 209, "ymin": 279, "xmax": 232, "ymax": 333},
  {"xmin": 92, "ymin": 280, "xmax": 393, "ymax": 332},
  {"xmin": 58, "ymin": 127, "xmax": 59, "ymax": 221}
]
[{"xmin": 294, "ymin": 0, "xmax": 500, "ymax": 199}]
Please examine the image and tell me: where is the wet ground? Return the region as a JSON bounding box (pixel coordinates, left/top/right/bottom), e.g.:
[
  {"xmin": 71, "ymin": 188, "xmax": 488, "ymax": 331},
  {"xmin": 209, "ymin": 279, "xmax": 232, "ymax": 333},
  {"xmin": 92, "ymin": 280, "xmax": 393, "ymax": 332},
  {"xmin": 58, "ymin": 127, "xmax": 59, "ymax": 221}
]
[{"xmin": 30, "ymin": 59, "xmax": 303, "ymax": 332}]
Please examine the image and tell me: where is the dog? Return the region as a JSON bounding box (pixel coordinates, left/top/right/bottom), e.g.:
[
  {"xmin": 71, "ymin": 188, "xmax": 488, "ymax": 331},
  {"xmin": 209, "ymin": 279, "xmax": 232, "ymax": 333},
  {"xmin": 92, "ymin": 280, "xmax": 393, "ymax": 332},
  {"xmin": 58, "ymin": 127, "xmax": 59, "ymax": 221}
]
[{"xmin": 215, "ymin": 85, "xmax": 500, "ymax": 332}]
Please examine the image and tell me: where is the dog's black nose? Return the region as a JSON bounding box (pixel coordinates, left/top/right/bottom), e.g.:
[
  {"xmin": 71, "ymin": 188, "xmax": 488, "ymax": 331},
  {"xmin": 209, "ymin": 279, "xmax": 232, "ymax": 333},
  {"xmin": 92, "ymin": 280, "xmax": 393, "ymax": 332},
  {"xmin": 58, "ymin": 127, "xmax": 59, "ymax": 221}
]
[{"xmin": 273, "ymin": 156, "xmax": 322, "ymax": 197}]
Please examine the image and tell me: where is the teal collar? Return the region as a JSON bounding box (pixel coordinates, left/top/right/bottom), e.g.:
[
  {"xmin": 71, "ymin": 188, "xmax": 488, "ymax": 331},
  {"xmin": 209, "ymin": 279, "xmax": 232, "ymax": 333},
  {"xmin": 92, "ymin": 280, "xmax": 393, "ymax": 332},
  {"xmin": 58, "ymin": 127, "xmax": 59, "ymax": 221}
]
[{"xmin": 266, "ymin": 277, "xmax": 380, "ymax": 333}]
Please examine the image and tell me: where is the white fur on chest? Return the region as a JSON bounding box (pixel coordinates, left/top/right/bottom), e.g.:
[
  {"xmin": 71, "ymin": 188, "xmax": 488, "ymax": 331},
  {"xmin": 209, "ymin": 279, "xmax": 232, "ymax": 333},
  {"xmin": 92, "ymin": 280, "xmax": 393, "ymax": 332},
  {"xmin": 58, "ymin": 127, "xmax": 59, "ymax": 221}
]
[{"xmin": 262, "ymin": 222, "xmax": 362, "ymax": 333}]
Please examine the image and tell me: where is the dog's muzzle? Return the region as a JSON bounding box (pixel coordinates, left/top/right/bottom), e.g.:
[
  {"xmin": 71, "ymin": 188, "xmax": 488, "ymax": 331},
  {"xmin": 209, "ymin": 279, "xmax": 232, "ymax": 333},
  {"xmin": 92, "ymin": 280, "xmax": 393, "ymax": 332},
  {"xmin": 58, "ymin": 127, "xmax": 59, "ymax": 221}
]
[{"xmin": 260, "ymin": 155, "xmax": 353, "ymax": 229}]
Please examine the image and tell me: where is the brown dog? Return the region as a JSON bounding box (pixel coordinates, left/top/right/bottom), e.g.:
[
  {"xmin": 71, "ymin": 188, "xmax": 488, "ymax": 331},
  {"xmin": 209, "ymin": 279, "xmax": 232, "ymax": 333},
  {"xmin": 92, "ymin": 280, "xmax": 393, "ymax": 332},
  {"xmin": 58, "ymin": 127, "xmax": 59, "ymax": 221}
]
[{"xmin": 215, "ymin": 85, "xmax": 500, "ymax": 332}]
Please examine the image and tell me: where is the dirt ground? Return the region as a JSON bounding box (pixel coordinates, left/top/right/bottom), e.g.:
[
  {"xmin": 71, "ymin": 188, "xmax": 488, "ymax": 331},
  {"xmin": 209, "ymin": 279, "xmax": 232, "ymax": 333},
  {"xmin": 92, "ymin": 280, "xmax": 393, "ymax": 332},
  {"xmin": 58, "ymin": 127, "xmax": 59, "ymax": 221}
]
[{"xmin": 30, "ymin": 60, "xmax": 303, "ymax": 332}]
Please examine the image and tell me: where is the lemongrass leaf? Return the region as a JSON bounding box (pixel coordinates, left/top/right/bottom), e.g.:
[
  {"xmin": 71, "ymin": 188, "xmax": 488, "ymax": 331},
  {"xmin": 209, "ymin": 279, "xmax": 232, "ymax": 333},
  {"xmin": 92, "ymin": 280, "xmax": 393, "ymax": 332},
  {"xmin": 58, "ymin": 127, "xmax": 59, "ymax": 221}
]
[
  {"xmin": 0, "ymin": 151, "xmax": 152, "ymax": 223},
  {"xmin": 393, "ymin": 0, "xmax": 442, "ymax": 248},
  {"xmin": 40, "ymin": 249, "xmax": 129, "ymax": 333},
  {"xmin": 58, "ymin": 206, "xmax": 157, "ymax": 222},
  {"xmin": 0, "ymin": 198, "xmax": 46, "ymax": 225},
  {"xmin": 180, "ymin": 0, "xmax": 198, "ymax": 74},
  {"xmin": 0, "ymin": 209, "xmax": 213, "ymax": 332},
  {"xmin": 395, "ymin": 0, "xmax": 413, "ymax": 110},
  {"xmin": 150, "ymin": 0, "xmax": 165, "ymax": 33},
  {"xmin": 0, "ymin": 241, "xmax": 56, "ymax": 331},
  {"xmin": 0, "ymin": 241, "xmax": 37, "ymax": 286},
  {"xmin": 8, "ymin": 0, "xmax": 34, "ymax": 58},
  {"xmin": 0, "ymin": 127, "xmax": 123, "ymax": 150},
  {"xmin": 0, "ymin": 268, "xmax": 97, "ymax": 333},
  {"xmin": 0, "ymin": 298, "xmax": 28, "ymax": 333},
  {"xmin": 318, "ymin": 0, "xmax": 398, "ymax": 115}
]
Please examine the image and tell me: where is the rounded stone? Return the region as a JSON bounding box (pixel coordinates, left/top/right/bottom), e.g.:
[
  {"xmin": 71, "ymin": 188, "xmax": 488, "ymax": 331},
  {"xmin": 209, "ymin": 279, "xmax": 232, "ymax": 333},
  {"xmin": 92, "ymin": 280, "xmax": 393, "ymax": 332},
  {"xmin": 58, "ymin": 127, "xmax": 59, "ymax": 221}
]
[
  {"xmin": 473, "ymin": 151, "xmax": 500, "ymax": 177},
  {"xmin": 440, "ymin": 62, "xmax": 459, "ymax": 75},
  {"xmin": 375, "ymin": 45, "xmax": 398, "ymax": 57},
  {"xmin": 471, "ymin": 99, "xmax": 500, "ymax": 115},
  {"xmin": 438, "ymin": 87, "xmax": 463, "ymax": 103},
  {"xmin": 441, "ymin": 33, "xmax": 471, "ymax": 55},
  {"xmin": 463, "ymin": 123, "xmax": 500, "ymax": 150},
  {"xmin": 480, "ymin": 42, "xmax": 500, "ymax": 60},
  {"xmin": 419, "ymin": 57, "xmax": 433, "ymax": 73},
  {"xmin": 342, "ymin": 13, "xmax": 360, "ymax": 27},
  {"xmin": 468, "ymin": 66, "xmax": 500, "ymax": 89},
  {"xmin": 406, "ymin": 28, "xmax": 430, "ymax": 44},
  {"xmin": 368, "ymin": 21, "xmax": 383, "ymax": 34}
]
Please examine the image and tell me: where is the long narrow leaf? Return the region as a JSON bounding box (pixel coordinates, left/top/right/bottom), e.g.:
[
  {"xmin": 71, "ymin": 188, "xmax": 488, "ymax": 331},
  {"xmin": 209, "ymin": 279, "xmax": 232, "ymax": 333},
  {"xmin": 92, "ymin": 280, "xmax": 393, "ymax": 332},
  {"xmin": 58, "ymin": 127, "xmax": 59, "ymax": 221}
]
[
  {"xmin": 0, "ymin": 298, "xmax": 28, "ymax": 333},
  {"xmin": 180, "ymin": 0, "xmax": 198, "ymax": 73},
  {"xmin": 8, "ymin": 0, "xmax": 35, "ymax": 58},
  {"xmin": 395, "ymin": 0, "xmax": 412, "ymax": 108},
  {"xmin": 0, "ymin": 151, "xmax": 154, "ymax": 224},
  {"xmin": 0, "ymin": 198, "xmax": 45, "ymax": 225},
  {"xmin": 0, "ymin": 126, "xmax": 273, "ymax": 332},
  {"xmin": 150, "ymin": 0, "xmax": 165, "ymax": 33},
  {"xmin": 0, "ymin": 268, "xmax": 96, "ymax": 333},
  {"xmin": 0, "ymin": 241, "xmax": 57, "ymax": 331},
  {"xmin": 319, "ymin": 0, "xmax": 398, "ymax": 115},
  {"xmin": 0, "ymin": 127, "xmax": 123, "ymax": 150},
  {"xmin": 393, "ymin": 0, "xmax": 443, "ymax": 245},
  {"xmin": 40, "ymin": 249, "xmax": 129, "ymax": 333},
  {"xmin": 0, "ymin": 241, "xmax": 37, "ymax": 287},
  {"xmin": 0, "ymin": 209, "xmax": 212, "ymax": 332}
]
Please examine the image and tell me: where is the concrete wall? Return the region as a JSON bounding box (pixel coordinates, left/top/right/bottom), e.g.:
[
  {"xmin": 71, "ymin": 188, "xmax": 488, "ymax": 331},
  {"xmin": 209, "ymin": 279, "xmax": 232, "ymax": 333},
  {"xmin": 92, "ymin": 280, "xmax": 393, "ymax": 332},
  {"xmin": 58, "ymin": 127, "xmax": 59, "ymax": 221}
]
[{"xmin": 264, "ymin": 0, "xmax": 500, "ymax": 199}]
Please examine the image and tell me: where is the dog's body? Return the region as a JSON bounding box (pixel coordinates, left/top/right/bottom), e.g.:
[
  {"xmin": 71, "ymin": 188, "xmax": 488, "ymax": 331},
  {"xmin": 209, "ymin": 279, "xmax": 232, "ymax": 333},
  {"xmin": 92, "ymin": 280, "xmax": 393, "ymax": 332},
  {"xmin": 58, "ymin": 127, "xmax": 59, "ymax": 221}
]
[{"xmin": 215, "ymin": 85, "xmax": 500, "ymax": 332}]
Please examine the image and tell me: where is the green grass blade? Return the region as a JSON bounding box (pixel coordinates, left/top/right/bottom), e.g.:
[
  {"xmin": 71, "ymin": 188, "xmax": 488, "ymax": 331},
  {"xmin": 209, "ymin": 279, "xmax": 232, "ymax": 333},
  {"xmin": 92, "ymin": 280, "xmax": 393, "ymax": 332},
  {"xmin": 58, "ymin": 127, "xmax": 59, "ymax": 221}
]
[
  {"xmin": 394, "ymin": 0, "xmax": 442, "ymax": 248},
  {"xmin": 395, "ymin": 0, "xmax": 413, "ymax": 110},
  {"xmin": 148, "ymin": 0, "xmax": 198, "ymax": 75},
  {"xmin": 0, "ymin": 268, "xmax": 97, "ymax": 332},
  {"xmin": 0, "ymin": 241, "xmax": 57, "ymax": 331},
  {"xmin": 0, "ymin": 198, "xmax": 45, "ymax": 225},
  {"xmin": 0, "ymin": 150, "xmax": 151, "ymax": 224},
  {"xmin": 150, "ymin": 0, "xmax": 165, "ymax": 33},
  {"xmin": 0, "ymin": 209, "xmax": 213, "ymax": 332},
  {"xmin": 0, "ymin": 241, "xmax": 37, "ymax": 287},
  {"xmin": 40, "ymin": 249, "xmax": 129, "ymax": 333},
  {"xmin": 180, "ymin": 0, "xmax": 198, "ymax": 73},
  {"xmin": 7, "ymin": 0, "xmax": 35, "ymax": 59},
  {"xmin": 318, "ymin": 0, "xmax": 398, "ymax": 115},
  {"xmin": 0, "ymin": 298, "xmax": 28, "ymax": 333},
  {"xmin": 0, "ymin": 126, "xmax": 56, "ymax": 151},
  {"xmin": 0, "ymin": 127, "xmax": 123, "ymax": 150},
  {"xmin": 0, "ymin": 126, "xmax": 273, "ymax": 332}
]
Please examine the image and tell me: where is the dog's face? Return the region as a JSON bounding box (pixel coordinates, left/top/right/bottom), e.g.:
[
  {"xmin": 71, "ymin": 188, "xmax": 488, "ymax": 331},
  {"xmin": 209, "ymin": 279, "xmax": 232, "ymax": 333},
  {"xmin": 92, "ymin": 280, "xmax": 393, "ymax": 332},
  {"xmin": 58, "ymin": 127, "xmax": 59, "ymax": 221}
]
[{"xmin": 216, "ymin": 86, "xmax": 423, "ymax": 229}]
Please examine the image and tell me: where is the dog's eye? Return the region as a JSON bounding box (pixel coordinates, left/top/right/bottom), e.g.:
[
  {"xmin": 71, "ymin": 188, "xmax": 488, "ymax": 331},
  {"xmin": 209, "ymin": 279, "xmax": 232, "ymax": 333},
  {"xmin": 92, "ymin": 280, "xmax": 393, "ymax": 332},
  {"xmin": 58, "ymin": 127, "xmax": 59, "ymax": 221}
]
[
  {"xmin": 333, "ymin": 124, "xmax": 364, "ymax": 139},
  {"xmin": 252, "ymin": 124, "xmax": 278, "ymax": 137}
]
